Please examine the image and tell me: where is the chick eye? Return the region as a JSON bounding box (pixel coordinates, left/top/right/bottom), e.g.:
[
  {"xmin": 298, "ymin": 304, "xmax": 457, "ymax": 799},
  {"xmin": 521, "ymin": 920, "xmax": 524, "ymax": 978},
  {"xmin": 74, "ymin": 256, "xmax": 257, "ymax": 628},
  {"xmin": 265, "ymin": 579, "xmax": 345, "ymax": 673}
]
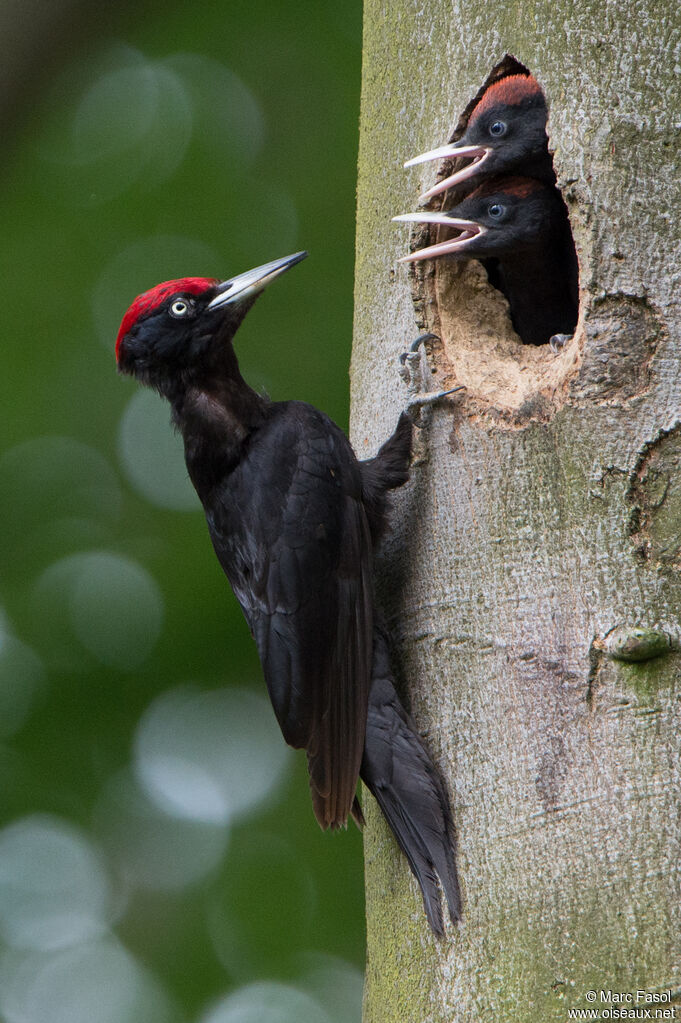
[
  {"xmin": 489, "ymin": 120, "xmax": 507, "ymax": 137},
  {"xmin": 488, "ymin": 203, "xmax": 505, "ymax": 219},
  {"xmin": 169, "ymin": 298, "xmax": 191, "ymax": 318}
]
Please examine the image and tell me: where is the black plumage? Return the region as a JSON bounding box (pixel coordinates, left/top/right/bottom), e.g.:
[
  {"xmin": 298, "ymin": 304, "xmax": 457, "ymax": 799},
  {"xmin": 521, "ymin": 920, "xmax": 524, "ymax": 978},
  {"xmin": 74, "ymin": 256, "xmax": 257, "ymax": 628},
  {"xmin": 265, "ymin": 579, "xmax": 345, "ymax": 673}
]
[
  {"xmin": 361, "ymin": 627, "xmax": 461, "ymax": 934},
  {"xmin": 200, "ymin": 398, "xmax": 374, "ymax": 830},
  {"xmin": 116, "ymin": 252, "xmax": 460, "ymax": 931}
]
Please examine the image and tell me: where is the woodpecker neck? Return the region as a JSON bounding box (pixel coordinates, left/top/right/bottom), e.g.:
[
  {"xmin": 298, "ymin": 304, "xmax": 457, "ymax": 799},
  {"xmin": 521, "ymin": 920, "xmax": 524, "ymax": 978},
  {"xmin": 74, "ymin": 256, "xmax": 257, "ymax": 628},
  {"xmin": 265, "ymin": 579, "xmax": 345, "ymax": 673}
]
[{"xmin": 171, "ymin": 365, "xmax": 268, "ymax": 493}]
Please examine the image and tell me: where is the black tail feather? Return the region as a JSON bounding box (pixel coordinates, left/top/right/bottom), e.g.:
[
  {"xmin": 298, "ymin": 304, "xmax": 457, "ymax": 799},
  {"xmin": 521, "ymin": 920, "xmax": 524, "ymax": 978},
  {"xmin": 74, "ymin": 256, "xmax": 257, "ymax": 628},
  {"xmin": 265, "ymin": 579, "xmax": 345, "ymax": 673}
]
[{"xmin": 360, "ymin": 628, "xmax": 461, "ymax": 935}]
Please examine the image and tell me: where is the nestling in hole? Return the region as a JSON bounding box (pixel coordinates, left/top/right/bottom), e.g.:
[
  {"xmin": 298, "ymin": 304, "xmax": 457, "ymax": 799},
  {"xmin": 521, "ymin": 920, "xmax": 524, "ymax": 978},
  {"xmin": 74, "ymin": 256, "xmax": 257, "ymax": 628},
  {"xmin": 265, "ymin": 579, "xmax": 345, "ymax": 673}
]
[{"xmin": 396, "ymin": 60, "xmax": 579, "ymax": 347}]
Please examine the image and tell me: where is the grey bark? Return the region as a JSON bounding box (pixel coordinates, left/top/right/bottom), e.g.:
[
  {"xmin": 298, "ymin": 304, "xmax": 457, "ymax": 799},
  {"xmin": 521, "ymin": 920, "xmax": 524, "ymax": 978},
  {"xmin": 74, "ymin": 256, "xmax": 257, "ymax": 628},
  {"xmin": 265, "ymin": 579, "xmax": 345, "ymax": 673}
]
[{"xmin": 351, "ymin": 2, "xmax": 681, "ymax": 1021}]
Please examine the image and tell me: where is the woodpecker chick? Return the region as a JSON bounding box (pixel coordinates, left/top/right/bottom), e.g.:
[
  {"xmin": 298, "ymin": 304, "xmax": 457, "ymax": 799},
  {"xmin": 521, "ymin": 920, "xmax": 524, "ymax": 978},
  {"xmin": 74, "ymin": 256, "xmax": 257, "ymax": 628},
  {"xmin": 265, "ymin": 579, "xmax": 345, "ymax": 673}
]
[
  {"xmin": 394, "ymin": 176, "xmax": 578, "ymax": 346},
  {"xmin": 406, "ymin": 73, "xmax": 553, "ymax": 202},
  {"xmin": 116, "ymin": 252, "xmax": 461, "ymax": 933}
]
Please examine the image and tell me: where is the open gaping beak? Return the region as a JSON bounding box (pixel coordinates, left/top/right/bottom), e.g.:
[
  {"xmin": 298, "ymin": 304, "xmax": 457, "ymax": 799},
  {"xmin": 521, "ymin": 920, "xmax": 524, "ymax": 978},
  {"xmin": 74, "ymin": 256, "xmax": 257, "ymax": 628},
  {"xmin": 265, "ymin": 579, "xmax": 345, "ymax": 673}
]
[
  {"xmin": 392, "ymin": 212, "xmax": 486, "ymax": 263},
  {"xmin": 208, "ymin": 251, "xmax": 308, "ymax": 310},
  {"xmin": 405, "ymin": 143, "xmax": 492, "ymax": 202}
]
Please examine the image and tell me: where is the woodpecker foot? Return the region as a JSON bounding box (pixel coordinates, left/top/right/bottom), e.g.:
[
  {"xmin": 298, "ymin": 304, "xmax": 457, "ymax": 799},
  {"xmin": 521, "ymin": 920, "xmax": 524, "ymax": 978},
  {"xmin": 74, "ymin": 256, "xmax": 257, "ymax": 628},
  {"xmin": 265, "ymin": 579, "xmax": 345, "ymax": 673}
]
[
  {"xmin": 399, "ymin": 332, "xmax": 438, "ymax": 396},
  {"xmin": 399, "ymin": 334, "xmax": 464, "ymax": 423},
  {"xmin": 398, "ymin": 335, "xmax": 462, "ymax": 423},
  {"xmin": 407, "ymin": 385, "xmax": 465, "ymax": 414},
  {"xmin": 549, "ymin": 333, "xmax": 572, "ymax": 354}
]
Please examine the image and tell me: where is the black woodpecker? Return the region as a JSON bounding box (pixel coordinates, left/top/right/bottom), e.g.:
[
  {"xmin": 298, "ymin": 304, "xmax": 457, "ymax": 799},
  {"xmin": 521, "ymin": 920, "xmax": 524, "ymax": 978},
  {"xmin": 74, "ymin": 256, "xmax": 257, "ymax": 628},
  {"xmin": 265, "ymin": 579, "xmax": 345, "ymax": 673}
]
[{"xmin": 116, "ymin": 252, "xmax": 461, "ymax": 933}]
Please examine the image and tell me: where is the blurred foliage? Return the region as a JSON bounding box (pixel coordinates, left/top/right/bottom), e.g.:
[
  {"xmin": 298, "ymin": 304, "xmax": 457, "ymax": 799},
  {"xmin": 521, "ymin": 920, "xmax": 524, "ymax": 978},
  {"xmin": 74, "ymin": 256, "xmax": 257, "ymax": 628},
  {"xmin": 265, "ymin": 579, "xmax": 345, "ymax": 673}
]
[{"xmin": 0, "ymin": 0, "xmax": 365, "ymax": 1019}]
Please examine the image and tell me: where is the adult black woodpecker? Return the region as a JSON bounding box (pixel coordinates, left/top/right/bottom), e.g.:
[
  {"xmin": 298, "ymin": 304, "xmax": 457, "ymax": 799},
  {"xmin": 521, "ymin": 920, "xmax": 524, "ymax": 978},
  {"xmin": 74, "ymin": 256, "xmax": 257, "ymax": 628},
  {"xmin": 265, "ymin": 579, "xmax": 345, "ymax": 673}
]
[
  {"xmin": 115, "ymin": 252, "xmax": 460, "ymax": 934},
  {"xmin": 394, "ymin": 176, "xmax": 579, "ymax": 346},
  {"xmin": 405, "ymin": 73, "xmax": 554, "ymax": 202}
]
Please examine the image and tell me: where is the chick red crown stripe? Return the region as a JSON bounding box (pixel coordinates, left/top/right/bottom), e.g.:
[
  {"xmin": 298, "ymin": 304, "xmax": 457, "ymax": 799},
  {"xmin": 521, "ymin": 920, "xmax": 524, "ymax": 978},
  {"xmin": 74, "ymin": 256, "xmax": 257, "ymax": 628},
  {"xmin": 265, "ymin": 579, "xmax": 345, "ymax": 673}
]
[
  {"xmin": 469, "ymin": 175, "xmax": 545, "ymax": 200},
  {"xmin": 471, "ymin": 73, "xmax": 543, "ymax": 120},
  {"xmin": 116, "ymin": 277, "xmax": 218, "ymax": 358}
]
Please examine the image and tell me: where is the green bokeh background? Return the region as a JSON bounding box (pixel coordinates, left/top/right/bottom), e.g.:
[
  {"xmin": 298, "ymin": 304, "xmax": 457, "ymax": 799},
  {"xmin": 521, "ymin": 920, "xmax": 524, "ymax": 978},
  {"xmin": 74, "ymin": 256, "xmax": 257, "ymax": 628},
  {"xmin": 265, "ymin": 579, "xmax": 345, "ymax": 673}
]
[{"xmin": 0, "ymin": 1, "xmax": 366, "ymax": 1019}]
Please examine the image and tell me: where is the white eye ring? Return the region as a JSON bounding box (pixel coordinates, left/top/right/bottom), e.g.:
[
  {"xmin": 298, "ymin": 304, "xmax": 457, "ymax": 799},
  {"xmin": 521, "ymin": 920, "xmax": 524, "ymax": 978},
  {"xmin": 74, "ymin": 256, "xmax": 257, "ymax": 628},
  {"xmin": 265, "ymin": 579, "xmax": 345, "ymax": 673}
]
[{"xmin": 170, "ymin": 298, "xmax": 191, "ymax": 318}]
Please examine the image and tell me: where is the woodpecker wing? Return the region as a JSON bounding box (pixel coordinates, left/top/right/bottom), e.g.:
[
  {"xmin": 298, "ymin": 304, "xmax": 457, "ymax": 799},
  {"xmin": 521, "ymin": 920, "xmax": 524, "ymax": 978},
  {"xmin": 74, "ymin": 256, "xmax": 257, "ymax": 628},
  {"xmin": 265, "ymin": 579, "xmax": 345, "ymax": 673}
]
[{"xmin": 203, "ymin": 401, "xmax": 373, "ymax": 830}]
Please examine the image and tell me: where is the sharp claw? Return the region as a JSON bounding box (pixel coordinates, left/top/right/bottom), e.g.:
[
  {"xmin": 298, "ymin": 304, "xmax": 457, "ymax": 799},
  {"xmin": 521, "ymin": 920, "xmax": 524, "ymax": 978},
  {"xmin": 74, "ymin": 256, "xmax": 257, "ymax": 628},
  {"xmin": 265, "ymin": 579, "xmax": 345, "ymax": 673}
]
[
  {"xmin": 549, "ymin": 333, "xmax": 572, "ymax": 353},
  {"xmin": 407, "ymin": 385, "xmax": 465, "ymax": 410},
  {"xmin": 407, "ymin": 385, "xmax": 466, "ymax": 426},
  {"xmin": 410, "ymin": 332, "xmax": 437, "ymax": 352}
]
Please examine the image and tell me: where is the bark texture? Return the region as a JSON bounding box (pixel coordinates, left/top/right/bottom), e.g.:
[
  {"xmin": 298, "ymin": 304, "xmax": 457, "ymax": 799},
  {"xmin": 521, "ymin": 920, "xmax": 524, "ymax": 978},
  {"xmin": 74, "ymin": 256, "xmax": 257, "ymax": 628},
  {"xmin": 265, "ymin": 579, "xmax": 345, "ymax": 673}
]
[{"xmin": 351, "ymin": 2, "xmax": 681, "ymax": 1021}]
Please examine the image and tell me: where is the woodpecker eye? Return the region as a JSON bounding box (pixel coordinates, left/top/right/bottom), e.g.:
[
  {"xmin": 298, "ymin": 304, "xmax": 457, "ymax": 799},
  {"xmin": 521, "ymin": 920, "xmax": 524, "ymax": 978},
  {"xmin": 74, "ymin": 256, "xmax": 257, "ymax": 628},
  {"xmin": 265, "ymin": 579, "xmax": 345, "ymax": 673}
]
[
  {"xmin": 489, "ymin": 120, "xmax": 507, "ymax": 137},
  {"xmin": 488, "ymin": 203, "xmax": 505, "ymax": 219},
  {"xmin": 169, "ymin": 298, "xmax": 192, "ymax": 318}
]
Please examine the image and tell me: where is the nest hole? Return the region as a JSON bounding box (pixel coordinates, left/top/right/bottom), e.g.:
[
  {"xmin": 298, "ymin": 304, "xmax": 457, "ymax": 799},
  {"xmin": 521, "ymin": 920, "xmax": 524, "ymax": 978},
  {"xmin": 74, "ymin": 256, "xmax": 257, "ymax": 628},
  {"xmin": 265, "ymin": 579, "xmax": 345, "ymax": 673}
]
[{"xmin": 406, "ymin": 55, "xmax": 582, "ymax": 421}]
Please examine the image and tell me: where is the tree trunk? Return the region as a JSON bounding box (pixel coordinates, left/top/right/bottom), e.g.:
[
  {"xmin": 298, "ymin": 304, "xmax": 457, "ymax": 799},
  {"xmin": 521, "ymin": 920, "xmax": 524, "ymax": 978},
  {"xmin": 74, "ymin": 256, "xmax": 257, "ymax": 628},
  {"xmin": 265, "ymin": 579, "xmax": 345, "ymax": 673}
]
[{"xmin": 351, "ymin": 2, "xmax": 681, "ymax": 1021}]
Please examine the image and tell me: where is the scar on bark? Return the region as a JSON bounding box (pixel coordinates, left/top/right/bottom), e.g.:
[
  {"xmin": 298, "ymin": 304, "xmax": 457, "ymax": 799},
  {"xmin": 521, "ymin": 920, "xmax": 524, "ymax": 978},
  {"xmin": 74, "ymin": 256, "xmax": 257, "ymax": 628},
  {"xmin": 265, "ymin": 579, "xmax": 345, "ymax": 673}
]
[{"xmin": 628, "ymin": 421, "xmax": 681, "ymax": 567}]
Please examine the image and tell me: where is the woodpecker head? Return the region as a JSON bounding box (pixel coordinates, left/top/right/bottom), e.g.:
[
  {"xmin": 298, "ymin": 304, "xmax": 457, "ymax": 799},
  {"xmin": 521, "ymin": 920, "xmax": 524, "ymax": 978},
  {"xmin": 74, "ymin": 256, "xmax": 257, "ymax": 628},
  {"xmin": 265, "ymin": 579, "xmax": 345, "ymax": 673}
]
[
  {"xmin": 394, "ymin": 177, "xmax": 561, "ymax": 263},
  {"xmin": 116, "ymin": 251, "xmax": 307, "ymax": 396},
  {"xmin": 405, "ymin": 74, "xmax": 551, "ymax": 201}
]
